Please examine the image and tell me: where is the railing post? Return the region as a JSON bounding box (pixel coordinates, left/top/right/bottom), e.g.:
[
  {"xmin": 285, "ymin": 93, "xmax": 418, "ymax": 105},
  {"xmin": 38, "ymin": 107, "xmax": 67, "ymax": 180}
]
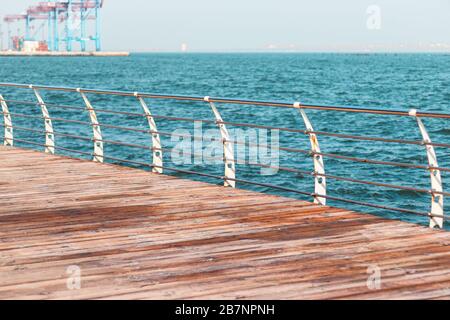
[
  {"xmin": 134, "ymin": 92, "xmax": 163, "ymax": 173},
  {"xmin": 31, "ymin": 86, "xmax": 55, "ymax": 154},
  {"xmin": 78, "ymin": 88, "xmax": 104, "ymax": 163},
  {"xmin": 204, "ymin": 96, "xmax": 236, "ymax": 188},
  {"xmin": 409, "ymin": 109, "xmax": 444, "ymax": 229},
  {"xmin": 294, "ymin": 102, "xmax": 326, "ymax": 205},
  {"xmin": 0, "ymin": 95, "xmax": 13, "ymax": 146}
]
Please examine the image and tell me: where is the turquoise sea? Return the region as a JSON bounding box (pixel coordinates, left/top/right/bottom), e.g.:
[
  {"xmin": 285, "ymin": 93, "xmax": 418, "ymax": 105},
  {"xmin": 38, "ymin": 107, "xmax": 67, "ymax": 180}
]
[{"xmin": 0, "ymin": 53, "xmax": 449, "ymax": 227}]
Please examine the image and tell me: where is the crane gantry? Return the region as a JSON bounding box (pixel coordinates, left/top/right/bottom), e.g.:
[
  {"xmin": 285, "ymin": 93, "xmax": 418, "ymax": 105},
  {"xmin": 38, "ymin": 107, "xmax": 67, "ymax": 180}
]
[{"xmin": 3, "ymin": 0, "xmax": 104, "ymax": 52}]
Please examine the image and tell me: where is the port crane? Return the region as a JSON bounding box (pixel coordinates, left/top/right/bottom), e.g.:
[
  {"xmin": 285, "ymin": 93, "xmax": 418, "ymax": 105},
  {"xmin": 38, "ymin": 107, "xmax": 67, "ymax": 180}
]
[{"xmin": 3, "ymin": 0, "xmax": 104, "ymax": 52}]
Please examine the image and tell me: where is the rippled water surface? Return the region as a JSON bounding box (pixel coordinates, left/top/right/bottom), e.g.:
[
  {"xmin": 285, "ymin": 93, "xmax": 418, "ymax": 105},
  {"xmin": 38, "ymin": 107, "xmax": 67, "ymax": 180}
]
[{"xmin": 1, "ymin": 53, "xmax": 449, "ymax": 227}]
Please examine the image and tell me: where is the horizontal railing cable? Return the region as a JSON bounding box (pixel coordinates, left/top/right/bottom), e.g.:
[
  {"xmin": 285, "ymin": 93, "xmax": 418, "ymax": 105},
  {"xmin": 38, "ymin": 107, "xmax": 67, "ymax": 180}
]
[
  {"xmin": 8, "ymin": 138, "xmax": 93, "ymax": 157},
  {"xmin": 4, "ymin": 109, "xmax": 450, "ymax": 150},
  {"xmin": 225, "ymin": 177, "xmax": 447, "ymax": 220},
  {"xmin": 224, "ymin": 153, "xmax": 450, "ymax": 196},
  {"xmin": 1, "ymin": 98, "xmax": 87, "ymax": 112},
  {"xmin": 0, "ymin": 125, "xmax": 160, "ymax": 151},
  {"xmin": 0, "ymin": 99, "xmax": 442, "ymax": 147},
  {"xmin": 313, "ymin": 172, "xmax": 450, "ymax": 197},
  {"xmin": 0, "ymin": 98, "xmax": 218, "ymax": 123},
  {"xmin": 1, "ymin": 98, "xmax": 214, "ymax": 123},
  {"xmin": 3, "ymin": 122, "xmax": 450, "ymax": 174},
  {"xmin": 2, "ymin": 137, "xmax": 220, "ymax": 181},
  {"xmin": 2, "ymin": 112, "xmax": 93, "ymax": 126},
  {"xmin": 2, "ymin": 82, "xmax": 450, "ymax": 119},
  {"xmin": 99, "ymin": 154, "xmax": 226, "ymax": 181},
  {"xmin": 311, "ymin": 150, "xmax": 448, "ymax": 172},
  {"xmin": 220, "ymin": 120, "xmax": 450, "ymax": 149},
  {"xmin": 9, "ymin": 124, "xmax": 445, "ymax": 181},
  {"xmin": 7, "ymin": 126, "xmax": 448, "ymax": 196},
  {"xmin": 310, "ymin": 130, "xmax": 450, "ymax": 149},
  {"xmin": 315, "ymin": 193, "xmax": 446, "ymax": 220},
  {"xmin": 224, "ymin": 138, "xmax": 450, "ymax": 173}
]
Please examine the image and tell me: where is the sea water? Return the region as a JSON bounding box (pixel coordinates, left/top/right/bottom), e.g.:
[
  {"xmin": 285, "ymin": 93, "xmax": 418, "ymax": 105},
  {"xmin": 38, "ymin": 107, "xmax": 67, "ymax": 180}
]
[{"xmin": 0, "ymin": 53, "xmax": 449, "ymax": 227}]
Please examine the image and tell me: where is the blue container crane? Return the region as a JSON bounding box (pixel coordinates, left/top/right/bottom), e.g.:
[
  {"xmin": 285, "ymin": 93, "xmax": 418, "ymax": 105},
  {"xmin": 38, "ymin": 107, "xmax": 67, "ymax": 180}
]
[{"xmin": 3, "ymin": 0, "xmax": 104, "ymax": 52}]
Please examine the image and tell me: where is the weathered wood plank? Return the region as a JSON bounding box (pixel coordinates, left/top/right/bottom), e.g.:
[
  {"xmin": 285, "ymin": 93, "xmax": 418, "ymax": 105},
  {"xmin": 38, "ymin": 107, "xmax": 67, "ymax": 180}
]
[{"xmin": 0, "ymin": 146, "xmax": 449, "ymax": 300}]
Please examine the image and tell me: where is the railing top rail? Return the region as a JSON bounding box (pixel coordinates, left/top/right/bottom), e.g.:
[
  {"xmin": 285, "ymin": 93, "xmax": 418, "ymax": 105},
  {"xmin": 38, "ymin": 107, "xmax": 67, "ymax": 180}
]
[{"xmin": 0, "ymin": 82, "xmax": 449, "ymax": 119}]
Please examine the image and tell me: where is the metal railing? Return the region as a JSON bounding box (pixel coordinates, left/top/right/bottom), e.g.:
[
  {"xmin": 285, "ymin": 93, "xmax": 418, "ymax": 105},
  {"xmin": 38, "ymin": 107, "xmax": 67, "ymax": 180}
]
[{"xmin": 0, "ymin": 82, "xmax": 448, "ymax": 229}]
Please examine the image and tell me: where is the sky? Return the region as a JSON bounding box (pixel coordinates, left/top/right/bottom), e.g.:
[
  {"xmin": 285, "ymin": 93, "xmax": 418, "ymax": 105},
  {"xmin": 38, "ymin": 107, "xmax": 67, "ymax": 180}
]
[{"xmin": 0, "ymin": 0, "xmax": 449, "ymax": 52}]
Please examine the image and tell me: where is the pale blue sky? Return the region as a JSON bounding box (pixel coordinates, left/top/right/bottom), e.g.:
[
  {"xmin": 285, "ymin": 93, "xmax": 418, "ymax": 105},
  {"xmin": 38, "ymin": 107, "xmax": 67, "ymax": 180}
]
[{"xmin": 1, "ymin": 0, "xmax": 449, "ymax": 52}]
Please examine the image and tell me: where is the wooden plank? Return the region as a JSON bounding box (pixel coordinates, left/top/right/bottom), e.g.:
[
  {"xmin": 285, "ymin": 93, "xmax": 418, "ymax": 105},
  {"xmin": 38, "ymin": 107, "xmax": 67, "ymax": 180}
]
[{"xmin": 0, "ymin": 145, "xmax": 449, "ymax": 300}]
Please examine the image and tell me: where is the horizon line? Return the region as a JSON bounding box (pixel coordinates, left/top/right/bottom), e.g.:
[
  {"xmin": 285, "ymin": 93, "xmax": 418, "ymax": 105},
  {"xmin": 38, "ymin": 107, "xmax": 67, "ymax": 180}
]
[{"xmin": 126, "ymin": 50, "xmax": 450, "ymax": 54}]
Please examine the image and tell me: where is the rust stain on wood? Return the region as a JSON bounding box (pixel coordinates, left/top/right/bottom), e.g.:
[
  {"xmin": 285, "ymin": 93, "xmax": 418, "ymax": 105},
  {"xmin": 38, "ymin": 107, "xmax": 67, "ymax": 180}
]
[{"xmin": 0, "ymin": 146, "xmax": 449, "ymax": 300}]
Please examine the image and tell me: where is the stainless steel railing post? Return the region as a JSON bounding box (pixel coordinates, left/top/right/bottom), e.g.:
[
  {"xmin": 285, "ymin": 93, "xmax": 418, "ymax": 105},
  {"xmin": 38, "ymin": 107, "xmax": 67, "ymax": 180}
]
[
  {"xmin": 134, "ymin": 92, "xmax": 163, "ymax": 173},
  {"xmin": 0, "ymin": 95, "xmax": 13, "ymax": 146},
  {"xmin": 409, "ymin": 109, "xmax": 444, "ymax": 229},
  {"xmin": 294, "ymin": 102, "xmax": 326, "ymax": 205},
  {"xmin": 205, "ymin": 96, "xmax": 236, "ymax": 188},
  {"xmin": 78, "ymin": 88, "xmax": 104, "ymax": 163},
  {"xmin": 31, "ymin": 85, "xmax": 55, "ymax": 154}
]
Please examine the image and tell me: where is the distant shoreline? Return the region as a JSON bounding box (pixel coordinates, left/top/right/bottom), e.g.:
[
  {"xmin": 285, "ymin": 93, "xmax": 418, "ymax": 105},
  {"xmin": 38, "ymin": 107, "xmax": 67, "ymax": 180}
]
[
  {"xmin": 130, "ymin": 51, "xmax": 449, "ymax": 55},
  {"xmin": 0, "ymin": 51, "xmax": 130, "ymax": 57},
  {"xmin": 1, "ymin": 51, "xmax": 448, "ymax": 56}
]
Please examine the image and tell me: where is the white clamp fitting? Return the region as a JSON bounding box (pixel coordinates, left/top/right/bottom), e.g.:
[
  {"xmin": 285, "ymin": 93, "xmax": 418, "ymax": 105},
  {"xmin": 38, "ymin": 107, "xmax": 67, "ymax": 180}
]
[
  {"xmin": 133, "ymin": 92, "xmax": 139, "ymax": 97},
  {"xmin": 204, "ymin": 96, "xmax": 210, "ymax": 103},
  {"xmin": 293, "ymin": 102, "xmax": 301, "ymax": 108},
  {"xmin": 409, "ymin": 109, "xmax": 417, "ymax": 117},
  {"xmin": 76, "ymin": 88, "xmax": 81, "ymax": 93}
]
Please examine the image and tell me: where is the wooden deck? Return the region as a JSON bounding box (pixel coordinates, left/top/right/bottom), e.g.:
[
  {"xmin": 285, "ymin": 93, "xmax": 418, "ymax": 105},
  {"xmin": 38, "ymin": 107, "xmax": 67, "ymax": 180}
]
[{"xmin": 1, "ymin": 146, "xmax": 450, "ymax": 300}]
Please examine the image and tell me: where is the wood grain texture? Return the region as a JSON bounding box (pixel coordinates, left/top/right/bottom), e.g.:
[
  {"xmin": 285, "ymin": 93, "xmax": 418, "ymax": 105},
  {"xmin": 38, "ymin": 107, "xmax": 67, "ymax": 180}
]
[{"xmin": 0, "ymin": 146, "xmax": 449, "ymax": 300}]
